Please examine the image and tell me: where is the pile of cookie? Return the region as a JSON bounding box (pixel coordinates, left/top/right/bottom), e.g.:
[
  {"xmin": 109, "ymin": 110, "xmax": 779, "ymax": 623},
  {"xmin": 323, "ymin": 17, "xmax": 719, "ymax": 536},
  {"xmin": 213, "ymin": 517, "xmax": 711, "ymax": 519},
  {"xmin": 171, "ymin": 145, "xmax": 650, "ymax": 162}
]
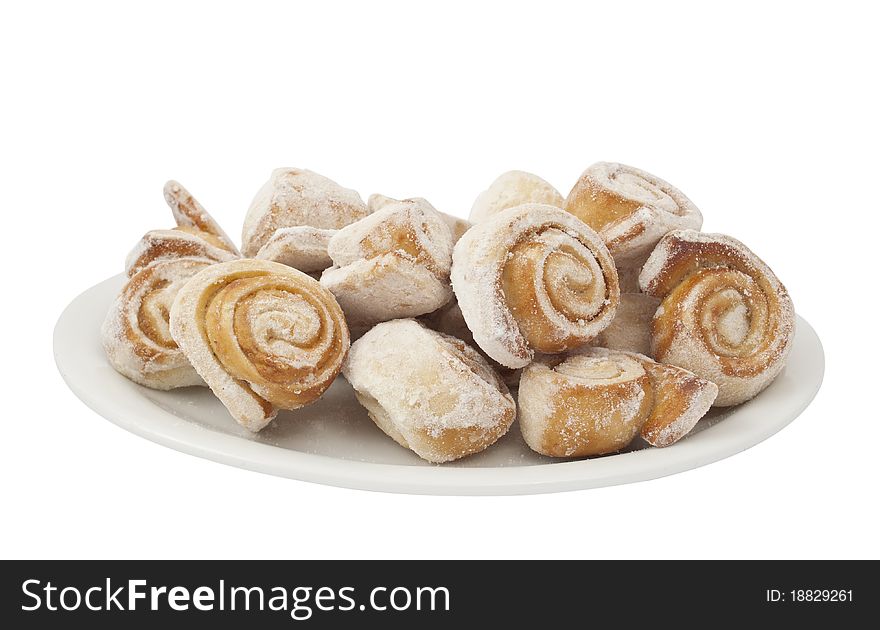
[{"xmin": 102, "ymin": 164, "xmax": 795, "ymax": 462}]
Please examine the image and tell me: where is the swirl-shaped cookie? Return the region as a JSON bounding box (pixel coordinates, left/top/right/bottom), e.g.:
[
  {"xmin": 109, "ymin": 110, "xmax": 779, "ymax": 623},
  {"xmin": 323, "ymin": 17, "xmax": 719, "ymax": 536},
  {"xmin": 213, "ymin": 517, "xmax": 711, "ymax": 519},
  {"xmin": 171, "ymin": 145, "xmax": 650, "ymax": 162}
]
[
  {"xmin": 241, "ymin": 168, "xmax": 369, "ymax": 258},
  {"xmin": 102, "ymin": 258, "xmax": 215, "ymax": 389},
  {"xmin": 321, "ymin": 197, "xmax": 454, "ymax": 328},
  {"xmin": 519, "ymin": 347, "xmax": 718, "ymax": 456},
  {"xmin": 343, "ymin": 319, "xmax": 515, "ymax": 463},
  {"xmin": 451, "ymin": 204, "xmax": 619, "ymax": 368},
  {"xmin": 519, "ymin": 351, "xmax": 653, "ymax": 457},
  {"xmin": 639, "ymin": 230, "xmax": 795, "ymax": 406},
  {"xmin": 169, "ymin": 259, "xmax": 350, "ymax": 431},
  {"xmin": 469, "ymin": 170, "xmax": 564, "ymax": 223},
  {"xmin": 564, "ymin": 162, "xmax": 702, "ymax": 269}
]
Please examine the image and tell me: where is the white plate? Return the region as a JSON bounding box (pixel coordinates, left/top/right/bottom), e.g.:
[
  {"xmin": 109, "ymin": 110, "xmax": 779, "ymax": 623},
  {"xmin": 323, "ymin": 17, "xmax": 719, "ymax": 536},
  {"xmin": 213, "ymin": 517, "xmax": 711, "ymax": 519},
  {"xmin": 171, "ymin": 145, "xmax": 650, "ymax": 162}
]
[{"xmin": 55, "ymin": 275, "xmax": 824, "ymax": 495}]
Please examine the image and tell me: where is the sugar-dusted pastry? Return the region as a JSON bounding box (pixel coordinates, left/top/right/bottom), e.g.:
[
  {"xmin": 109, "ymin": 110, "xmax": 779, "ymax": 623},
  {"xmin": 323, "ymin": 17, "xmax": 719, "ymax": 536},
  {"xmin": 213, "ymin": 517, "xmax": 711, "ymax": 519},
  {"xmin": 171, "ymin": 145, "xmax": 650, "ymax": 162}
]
[
  {"xmin": 564, "ymin": 162, "xmax": 702, "ymax": 268},
  {"xmin": 368, "ymin": 193, "xmax": 471, "ymax": 243},
  {"xmin": 573, "ymin": 347, "xmax": 718, "ymax": 447},
  {"xmin": 163, "ymin": 180, "xmax": 241, "ymax": 255},
  {"xmin": 518, "ymin": 351, "xmax": 653, "ymax": 457},
  {"xmin": 637, "ymin": 358, "xmax": 718, "ymax": 447},
  {"xmin": 125, "ymin": 181, "xmax": 240, "ymax": 276},
  {"xmin": 169, "ymin": 259, "xmax": 350, "ymax": 431},
  {"xmin": 125, "ymin": 229, "xmax": 238, "ymax": 278},
  {"xmin": 451, "ymin": 204, "xmax": 619, "ymax": 369},
  {"xmin": 519, "ymin": 347, "xmax": 718, "ymax": 456},
  {"xmin": 420, "ymin": 299, "xmax": 522, "ymax": 387},
  {"xmin": 253, "ymin": 226, "xmax": 336, "ymax": 273},
  {"xmin": 343, "ymin": 319, "xmax": 515, "ymax": 463},
  {"xmin": 241, "ymin": 168, "xmax": 369, "ymax": 257},
  {"xmin": 640, "ymin": 230, "xmax": 795, "ymax": 406},
  {"xmin": 591, "ymin": 292, "xmax": 660, "ymax": 356},
  {"xmin": 469, "ymin": 170, "xmax": 564, "ymax": 223},
  {"xmin": 321, "ymin": 197, "xmax": 454, "ymax": 328},
  {"xmin": 102, "ymin": 258, "xmax": 215, "ymax": 389}
]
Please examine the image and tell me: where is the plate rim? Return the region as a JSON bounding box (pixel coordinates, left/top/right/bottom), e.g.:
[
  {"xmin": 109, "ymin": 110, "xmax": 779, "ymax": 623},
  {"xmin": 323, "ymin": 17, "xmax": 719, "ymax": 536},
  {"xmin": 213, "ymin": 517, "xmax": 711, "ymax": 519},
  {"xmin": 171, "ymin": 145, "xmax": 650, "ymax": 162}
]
[{"xmin": 54, "ymin": 275, "xmax": 825, "ymax": 495}]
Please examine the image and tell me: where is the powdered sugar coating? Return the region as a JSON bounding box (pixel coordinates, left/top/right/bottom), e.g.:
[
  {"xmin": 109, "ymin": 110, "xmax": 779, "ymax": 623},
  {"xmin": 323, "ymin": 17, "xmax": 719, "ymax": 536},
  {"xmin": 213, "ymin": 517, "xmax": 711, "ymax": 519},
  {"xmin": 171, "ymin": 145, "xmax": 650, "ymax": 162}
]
[
  {"xmin": 254, "ymin": 226, "xmax": 336, "ymax": 273},
  {"xmin": 343, "ymin": 319, "xmax": 515, "ymax": 463},
  {"xmin": 575, "ymin": 347, "xmax": 718, "ymax": 447},
  {"xmin": 639, "ymin": 230, "xmax": 795, "ymax": 406},
  {"xmin": 169, "ymin": 259, "xmax": 350, "ymax": 432},
  {"xmin": 639, "ymin": 361, "xmax": 718, "ymax": 447},
  {"xmin": 451, "ymin": 204, "xmax": 619, "ymax": 369},
  {"xmin": 564, "ymin": 162, "xmax": 702, "ymax": 266},
  {"xmin": 125, "ymin": 229, "xmax": 238, "ymax": 278},
  {"xmin": 241, "ymin": 168, "xmax": 369, "ymax": 257},
  {"xmin": 368, "ymin": 194, "xmax": 471, "ymax": 243},
  {"xmin": 164, "ymin": 180, "xmax": 241, "ymax": 255},
  {"xmin": 469, "ymin": 171, "xmax": 564, "ymax": 223},
  {"xmin": 102, "ymin": 257, "xmax": 214, "ymax": 389},
  {"xmin": 321, "ymin": 198, "xmax": 454, "ymax": 328},
  {"xmin": 518, "ymin": 349, "xmax": 651, "ymax": 457},
  {"xmin": 420, "ymin": 299, "xmax": 523, "ymax": 387}
]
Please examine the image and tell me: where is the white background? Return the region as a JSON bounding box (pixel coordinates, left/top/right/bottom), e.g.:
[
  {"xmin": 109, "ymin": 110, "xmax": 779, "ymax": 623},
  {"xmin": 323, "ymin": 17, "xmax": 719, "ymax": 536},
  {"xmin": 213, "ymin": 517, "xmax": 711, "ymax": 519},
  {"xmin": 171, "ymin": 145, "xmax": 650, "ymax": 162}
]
[{"xmin": 2, "ymin": 1, "xmax": 877, "ymax": 559}]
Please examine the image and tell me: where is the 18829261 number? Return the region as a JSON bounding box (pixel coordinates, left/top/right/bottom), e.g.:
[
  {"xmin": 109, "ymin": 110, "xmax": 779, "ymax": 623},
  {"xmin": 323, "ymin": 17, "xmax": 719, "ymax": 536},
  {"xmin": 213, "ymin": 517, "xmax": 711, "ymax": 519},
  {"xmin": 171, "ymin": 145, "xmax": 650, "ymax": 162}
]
[{"xmin": 790, "ymin": 590, "xmax": 853, "ymax": 602}]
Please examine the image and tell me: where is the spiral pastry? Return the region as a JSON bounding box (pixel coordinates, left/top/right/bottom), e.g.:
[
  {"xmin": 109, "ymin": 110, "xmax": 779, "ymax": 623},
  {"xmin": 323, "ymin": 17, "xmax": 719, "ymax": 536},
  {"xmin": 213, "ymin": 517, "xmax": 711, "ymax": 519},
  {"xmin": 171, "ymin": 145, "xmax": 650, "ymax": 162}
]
[
  {"xmin": 639, "ymin": 230, "xmax": 795, "ymax": 406},
  {"xmin": 343, "ymin": 319, "xmax": 515, "ymax": 463},
  {"xmin": 469, "ymin": 170, "xmax": 564, "ymax": 223},
  {"xmin": 519, "ymin": 350, "xmax": 653, "ymax": 457},
  {"xmin": 564, "ymin": 162, "xmax": 702, "ymax": 273},
  {"xmin": 451, "ymin": 204, "xmax": 619, "ymax": 369},
  {"xmin": 320, "ymin": 197, "xmax": 455, "ymax": 329},
  {"xmin": 241, "ymin": 168, "xmax": 369, "ymax": 258},
  {"xmin": 169, "ymin": 259, "xmax": 350, "ymax": 431},
  {"xmin": 102, "ymin": 258, "xmax": 214, "ymax": 389},
  {"xmin": 519, "ymin": 347, "xmax": 718, "ymax": 456}
]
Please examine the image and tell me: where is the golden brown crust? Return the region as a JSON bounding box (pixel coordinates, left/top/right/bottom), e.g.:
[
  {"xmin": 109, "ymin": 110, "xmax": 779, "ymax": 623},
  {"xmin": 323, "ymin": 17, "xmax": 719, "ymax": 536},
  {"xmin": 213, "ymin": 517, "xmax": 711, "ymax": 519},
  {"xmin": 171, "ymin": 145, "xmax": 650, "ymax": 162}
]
[
  {"xmin": 563, "ymin": 162, "xmax": 702, "ymax": 266},
  {"xmin": 500, "ymin": 236, "xmax": 612, "ymax": 354},
  {"xmin": 518, "ymin": 352, "xmax": 653, "ymax": 457},
  {"xmin": 521, "ymin": 347, "xmax": 718, "ymax": 455},
  {"xmin": 636, "ymin": 360, "xmax": 718, "ymax": 447},
  {"xmin": 102, "ymin": 258, "xmax": 214, "ymax": 389},
  {"xmin": 452, "ymin": 204, "xmax": 620, "ymax": 369},
  {"xmin": 169, "ymin": 259, "xmax": 350, "ymax": 431},
  {"xmin": 640, "ymin": 230, "xmax": 795, "ymax": 406},
  {"xmin": 540, "ymin": 374, "xmax": 654, "ymax": 457}
]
